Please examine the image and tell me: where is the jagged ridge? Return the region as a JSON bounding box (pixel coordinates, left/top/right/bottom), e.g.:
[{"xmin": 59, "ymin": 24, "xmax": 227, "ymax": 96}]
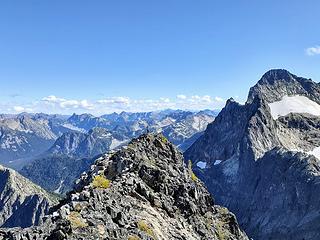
[
  {"xmin": 1, "ymin": 134, "xmax": 248, "ymax": 240},
  {"xmin": 185, "ymin": 69, "xmax": 320, "ymax": 240},
  {"xmin": 0, "ymin": 165, "xmax": 58, "ymax": 228}
]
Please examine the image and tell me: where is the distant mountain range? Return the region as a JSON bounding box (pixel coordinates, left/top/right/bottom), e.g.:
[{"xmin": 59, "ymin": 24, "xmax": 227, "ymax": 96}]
[
  {"xmin": 0, "ymin": 109, "xmax": 217, "ymax": 169},
  {"xmin": 0, "ymin": 113, "xmax": 69, "ymax": 169},
  {"xmin": 20, "ymin": 128, "xmax": 120, "ymax": 194},
  {"xmin": 0, "ymin": 109, "xmax": 216, "ymax": 194}
]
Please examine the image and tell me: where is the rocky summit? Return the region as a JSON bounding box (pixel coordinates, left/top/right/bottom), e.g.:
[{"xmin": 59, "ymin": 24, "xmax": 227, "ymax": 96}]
[
  {"xmin": 0, "ymin": 134, "xmax": 247, "ymax": 240},
  {"xmin": 185, "ymin": 69, "xmax": 320, "ymax": 240}
]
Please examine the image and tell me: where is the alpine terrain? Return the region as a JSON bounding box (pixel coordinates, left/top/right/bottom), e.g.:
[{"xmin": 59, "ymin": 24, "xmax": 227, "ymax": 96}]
[
  {"xmin": 20, "ymin": 127, "xmax": 123, "ymax": 194},
  {"xmin": 0, "ymin": 110, "xmax": 215, "ymax": 170},
  {"xmin": 185, "ymin": 69, "xmax": 320, "ymax": 240},
  {"xmin": 0, "ymin": 133, "xmax": 248, "ymax": 240},
  {"xmin": 0, "ymin": 113, "xmax": 68, "ymax": 169},
  {"xmin": 19, "ymin": 110, "xmax": 216, "ymax": 194},
  {"xmin": 0, "ymin": 165, "xmax": 58, "ymax": 228}
]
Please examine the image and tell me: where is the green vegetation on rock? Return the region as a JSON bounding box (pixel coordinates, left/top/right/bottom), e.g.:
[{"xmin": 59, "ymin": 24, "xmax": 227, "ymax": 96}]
[
  {"xmin": 137, "ymin": 220, "xmax": 156, "ymax": 239},
  {"xmin": 92, "ymin": 175, "xmax": 111, "ymax": 189}
]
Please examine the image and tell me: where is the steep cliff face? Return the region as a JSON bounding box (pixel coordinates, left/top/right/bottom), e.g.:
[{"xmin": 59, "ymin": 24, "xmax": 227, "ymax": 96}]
[
  {"xmin": 0, "ymin": 165, "xmax": 57, "ymax": 228},
  {"xmin": 1, "ymin": 134, "xmax": 248, "ymax": 240},
  {"xmin": 185, "ymin": 69, "xmax": 320, "ymax": 240}
]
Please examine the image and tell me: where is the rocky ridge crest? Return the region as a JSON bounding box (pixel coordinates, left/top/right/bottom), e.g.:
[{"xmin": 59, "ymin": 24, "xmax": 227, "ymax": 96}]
[{"xmin": 1, "ymin": 134, "xmax": 247, "ymax": 240}]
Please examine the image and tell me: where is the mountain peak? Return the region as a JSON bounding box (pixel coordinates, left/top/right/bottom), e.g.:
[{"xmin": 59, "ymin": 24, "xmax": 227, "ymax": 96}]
[
  {"xmin": 260, "ymin": 69, "xmax": 295, "ymax": 84},
  {"xmin": 185, "ymin": 69, "xmax": 320, "ymax": 239},
  {"xmin": 247, "ymin": 69, "xmax": 320, "ymax": 104}
]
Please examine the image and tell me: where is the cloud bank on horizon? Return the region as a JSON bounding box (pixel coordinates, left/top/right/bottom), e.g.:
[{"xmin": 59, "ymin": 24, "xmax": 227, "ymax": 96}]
[{"xmin": 2, "ymin": 94, "xmax": 230, "ymax": 115}]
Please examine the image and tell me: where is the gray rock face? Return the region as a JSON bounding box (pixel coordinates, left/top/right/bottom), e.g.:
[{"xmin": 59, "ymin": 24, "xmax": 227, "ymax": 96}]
[
  {"xmin": 185, "ymin": 69, "xmax": 320, "ymax": 240},
  {"xmin": 0, "ymin": 165, "xmax": 57, "ymax": 228},
  {"xmin": 0, "ymin": 113, "xmax": 70, "ymax": 169},
  {"xmin": 0, "ymin": 134, "xmax": 248, "ymax": 240}
]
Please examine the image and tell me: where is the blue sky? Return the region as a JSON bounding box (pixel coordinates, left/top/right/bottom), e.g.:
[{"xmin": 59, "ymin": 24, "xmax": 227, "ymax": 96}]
[{"xmin": 0, "ymin": 0, "xmax": 319, "ymax": 115}]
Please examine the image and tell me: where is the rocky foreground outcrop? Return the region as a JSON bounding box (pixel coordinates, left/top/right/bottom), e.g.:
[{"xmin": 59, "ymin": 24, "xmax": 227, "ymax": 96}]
[
  {"xmin": 1, "ymin": 134, "xmax": 247, "ymax": 240},
  {"xmin": 0, "ymin": 165, "xmax": 57, "ymax": 228},
  {"xmin": 185, "ymin": 69, "xmax": 320, "ymax": 240}
]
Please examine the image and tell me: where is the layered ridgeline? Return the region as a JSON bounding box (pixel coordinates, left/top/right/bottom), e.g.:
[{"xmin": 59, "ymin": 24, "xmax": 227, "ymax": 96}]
[
  {"xmin": 67, "ymin": 110, "xmax": 216, "ymax": 151},
  {"xmin": 20, "ymin": 127, "xmax": 124, "ymax": 194},
  {"xmin": 0, "ymin": 113, "xmax": 68, "ymax": 169},
  {"xmin": 0, "ymin": 110, "xmax": 216, "ymax": 170},
  {"xmin": 185, "ymin": 69, "xmax": 320, "ymax": 240},
  {"xmin": 162, "ymin": 110, "xmax": 216, "ymax": 151},
  {"xmin": 1, "ymin": 134, "xmax": 248, "ymax": 240},
  {"xmin": 0, "ymin": 165, "xmax": 58, "ymax": 228},
  {"xmin": 19, "ymin": 111, "xmax": 216, "ymax": 195}
]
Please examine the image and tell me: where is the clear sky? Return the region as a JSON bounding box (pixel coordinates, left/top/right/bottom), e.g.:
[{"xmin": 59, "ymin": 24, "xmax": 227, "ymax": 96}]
[{"xmin": 0, "ymin": 0, "xmax": 319, "ymax": 115}]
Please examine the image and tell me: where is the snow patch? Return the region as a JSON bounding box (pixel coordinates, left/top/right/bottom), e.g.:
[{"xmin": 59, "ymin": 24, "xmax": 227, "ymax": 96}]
[
  {"xmin": 62, "ymin": 123, "xmax": 87, "ymax": 133},
  {"xmin": 288, "ymin": 147, "xmax": 320, "ymax": 160},
  {"xmin": 110, "ymin": 139, "xmax": 126, "ymax": 150},
  {"xmin": 196, "ymin": 161, "xmax": 207, "ymax": 169},
  {"xmin": 97, "ymin": 132, "xmax": 112, "ymax": 139},
  {"xmin": 268, "ymin": 95, "xmax": 320, "ymax": 120},
  {"xmin": 214, "ymin": 160, "xmax": 222, "ymax": 165},
  {"xmin": 54, "ymin": 180, "xmax": 64, "ymax": 194},
  {"xmin": 308, "ymin": 147, "xmax": 320, "ymax": 160}
]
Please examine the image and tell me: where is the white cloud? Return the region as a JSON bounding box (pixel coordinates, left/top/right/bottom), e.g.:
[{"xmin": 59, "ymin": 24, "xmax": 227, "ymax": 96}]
[
  {"xmin": 0, "ymin": 94, "xmax": 229, "ymax": 115},
  {"xmin": 80, "ymin": 100, "xmax": 93, "ymax": 109},
  {"xmin": 306, "ymin": 46, "xmax": 320, "ymax": 56},
  {"xmin": 42, "ymin": 95, "xmax": 93, "ymax": 110},
  {"xmin": 177, "ymin": 94, "xmax": 187, "ymax": 100},
  {"xmin": 97, "ymin": 97, "xmax": 130, "ymax": 105},
  {"xmin": 215, "ymin": 96, "xmax": 224, "ymax": 102},
  {"xmin": 42, "ymin": 95, "xmax": 65, "ymax": 103},
  {"xmin": 191, "ymin": 95, "xmax": 201, "ymax": 100},
  {"xmin": 202, "ymin": 95, "xmax": 212, "ymax": 103},
  {"xmin": 13, "ymin": 106, "xmax": 25, "ymax": 112},
  {"xmin": 160, "ymin": 97, "xmax": 170, "ymax": 103}
]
